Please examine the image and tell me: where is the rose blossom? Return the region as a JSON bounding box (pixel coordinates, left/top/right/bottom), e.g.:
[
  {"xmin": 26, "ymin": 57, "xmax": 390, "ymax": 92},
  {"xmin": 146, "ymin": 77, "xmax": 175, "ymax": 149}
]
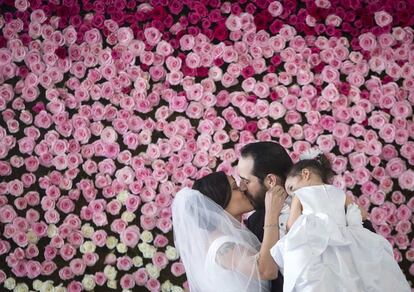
[
  {"xmin": 120, "ymin": 225, "xmax": 140, "ymax": 247},
  {"xmin": 398, "ymin": 170, "xmax": 414, "ymax": 191},
  {"xmin": 121, "ymin": 274, "xmax": 135, "ymax": 289},
  {"xmin": 171, "ymin": 262, "xmax": 186, "ymax": 277},
  {"xmin": 117, "ymin": 256, "xmax": 133, "ymax": 271},
  {"xmin": 374, "ymin": 11, "xmax": 393, "ymax": 27}
]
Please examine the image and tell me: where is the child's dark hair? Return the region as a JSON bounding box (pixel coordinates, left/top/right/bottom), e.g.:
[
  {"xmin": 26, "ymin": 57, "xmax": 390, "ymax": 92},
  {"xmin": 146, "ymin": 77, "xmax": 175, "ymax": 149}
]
[{"xmin": 287, "ymin": 153, "xmax": 334, "ymax": 183}]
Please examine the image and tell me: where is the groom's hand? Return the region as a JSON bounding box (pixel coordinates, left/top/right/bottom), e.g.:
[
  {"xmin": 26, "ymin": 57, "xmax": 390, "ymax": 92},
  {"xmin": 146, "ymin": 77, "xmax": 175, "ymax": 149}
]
[{"xmin": 264, "ymin": 185, "xmax": 287, "ymax": 218}]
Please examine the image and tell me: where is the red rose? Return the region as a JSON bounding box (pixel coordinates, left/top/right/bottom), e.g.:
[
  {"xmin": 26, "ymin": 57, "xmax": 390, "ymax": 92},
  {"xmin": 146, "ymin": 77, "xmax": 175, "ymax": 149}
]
[
  {"xmin": 213, "ymin": 22, "xmax": 228, "ymax": 41},
  {"xmin": 244, "ymin": 121, "xmax": 258, "ymax": 134}
]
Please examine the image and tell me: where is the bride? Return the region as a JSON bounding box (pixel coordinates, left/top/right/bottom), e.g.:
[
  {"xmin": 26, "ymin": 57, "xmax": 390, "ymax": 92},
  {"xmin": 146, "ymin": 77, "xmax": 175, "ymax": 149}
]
[{"xmin": 172, "ymin": 171, "xmax": 286, "ymax": 292}]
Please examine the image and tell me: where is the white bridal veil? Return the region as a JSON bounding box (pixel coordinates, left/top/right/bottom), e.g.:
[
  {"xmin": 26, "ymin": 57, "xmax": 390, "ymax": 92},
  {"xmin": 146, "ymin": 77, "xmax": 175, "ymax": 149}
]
[{"xmin": 172, "ymin": 187, "xmax": 270, "ymax": 292}]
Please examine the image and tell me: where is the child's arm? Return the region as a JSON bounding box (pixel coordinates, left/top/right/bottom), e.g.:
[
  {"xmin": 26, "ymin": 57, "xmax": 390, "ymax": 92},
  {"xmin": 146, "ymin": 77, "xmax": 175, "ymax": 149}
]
[
  {"xmin": 286, "ymin": 196, "xmax": 302, "ymax": 232},
  {"xmin": 345, "ymin": 195, "xmax": 368, "ymax": 220}
]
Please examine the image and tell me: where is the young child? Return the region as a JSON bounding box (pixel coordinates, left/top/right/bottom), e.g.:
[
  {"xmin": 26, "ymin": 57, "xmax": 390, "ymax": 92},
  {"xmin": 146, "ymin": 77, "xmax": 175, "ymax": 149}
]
[{"xmin": 270, "ymin": 149, "xmax": 410, "ymax": 292}]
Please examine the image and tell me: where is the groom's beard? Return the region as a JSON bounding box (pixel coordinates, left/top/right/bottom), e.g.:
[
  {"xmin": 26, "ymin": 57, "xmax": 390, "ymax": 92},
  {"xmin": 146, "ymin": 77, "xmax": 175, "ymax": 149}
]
[{"xmin": 244, "ymin": 184, "xmax": 267, "ymax": 210}]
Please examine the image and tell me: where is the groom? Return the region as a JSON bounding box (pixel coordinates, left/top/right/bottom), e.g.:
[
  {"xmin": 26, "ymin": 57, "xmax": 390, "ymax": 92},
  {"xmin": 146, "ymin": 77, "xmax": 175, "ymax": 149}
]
[
  {"xmin": 237, "ymin": 141, "xmax": 376, "ymax": 291},
  {"xmin": 237, "ymin": 142, "xmax": 291, "ymax": 291}
]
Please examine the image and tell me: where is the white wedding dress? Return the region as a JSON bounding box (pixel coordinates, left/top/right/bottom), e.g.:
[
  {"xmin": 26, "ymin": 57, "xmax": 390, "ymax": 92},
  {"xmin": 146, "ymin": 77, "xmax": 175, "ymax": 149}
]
[
  {"xmin": 172, "ymin": 188, "xmax": 270, "ymax": 292},
  {"xmin": 270, "ymin": 184, "xmax": 410, "ymax": 292},
  {"xmin": 204, "ymin": 235, "xmax": 270, "ymax": 292}
]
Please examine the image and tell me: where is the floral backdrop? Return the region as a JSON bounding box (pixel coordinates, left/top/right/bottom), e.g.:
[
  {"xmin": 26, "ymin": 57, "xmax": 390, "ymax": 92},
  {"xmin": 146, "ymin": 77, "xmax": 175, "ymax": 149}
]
[{"xmin": 0, "ymin": 0, "xmax": 413, "ymax": 291}]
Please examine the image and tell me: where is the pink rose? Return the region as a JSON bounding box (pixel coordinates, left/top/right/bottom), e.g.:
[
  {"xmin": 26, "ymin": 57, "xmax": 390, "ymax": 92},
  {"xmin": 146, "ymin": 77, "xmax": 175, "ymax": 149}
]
[
  {"xmin": 146, "ymin": 278, "xmax": 160, "ymax": 291},
  {"xmin": 60, "ymin": 243, "xmax": 76, "ymax": 261},
  {"xmin": 0, "ymin": 240, "xmax": 11, "ymax": 255},
  {"xmin": 134, "ymin": 267, "xmax": 149, "ymax": 285},
  {"xmin": 0, "ymin": 270, "xmax": 5, "ymax": 283},
  {"xmin": 395, "ymin": 233, "xmax": 409, "ymax": 249},
  {"xmin": 44, "ymin": 245, "xmax": 57, "ymax": 261},
  {"xmin": 391, "ymin": 191, "xmax": 406, "ymax": 205},
  {"xmin": 91, "ymin": 211, "xmax": 107, "ymax": 227},
  {"xmin": 154, "ymin": 234, "xmax": 169, "ymax": 248},
  {"xmin": 370, "ymin": 207, "xmax": 387, "ymax": 226},
  {"xmin": 82, "ymin": 253, "xmax": 99, "ymax": 267},
  {"xmin": 89, "ymin": 229, "xmax": 107, "ymax": 247},
  {"xmin": 140, "ymin": 215, "xmax": 156, "ymax": 230},
  {"xmin": 152, "ymin": 252, "xmax": 168, "ymax": 269},
  {"xmin": 13, "ymin": 230, "xmax": 28, "ymax": 247},
  {"xmin": 165, "ymin": 56, "xmax": 182, "ymax": 72},
  {"xmin": 8, "ymin": 179, "xmax": 24, "ymax": 197},
  {"xmin": 370, "ymin": 190, "xmax": 385, "ymax": 206},
  {"xmin": 121, "ymin": 274, "xmax": 135, "ymax": 289},
  {"xmin": 316, "ymin": 135, "xmax": 335, "ymax": 153},
  {"xmin": 396, "ymin": 204, "xmax": 411, "ymax": 221},
  {"xmin": 321, "ymin": 83, "xmax": 339, "ymax": 102},
  {"xmin": 59, "ymin": 266, "xmax": 74, "ymax": 281},
  {"xmin": 42, "ymin": 260, "xmax": 57, "ymax": 276},
  {"xmin": 155, "ymin": 217, "xmax": 172, "ymax": 233},
  {"xmin": 0, "ymin": 205, "xmax": 17, "ymax": 223},
  {"xmin": 385, "ymin": 158, "xmax": 406, "ymax": 178},
  {"xmin": 395, "ymin": 220, "xmax": 411, "ymax": 234},
  {"xmin": 171, "ymin": 262, "xmax": 186, "ymax": 277},
  {"xmin": 26, "ymin": 260, "xmax": 42, "ymax": 279},
  {"xmin": 95, "ymin": 272, "xmax": 106, "ymax": 286},
  {"xmin": 117, "ymin": 256, "xmax": 133, "ymax": 271},
  {"xmin": 268, "ymin": 1, "xmax": 283, "ymax": 16},
  {"xmin": 406, "ymin": 249, "xmax": 414, "ymax": 263},
  {"xmin": 117, "ymin": 27, "xmax": 133, "ymax": 45},
  {"xmin": 179, "ymin": 35, "xmax": 195, "ymax": 51},
  {"xmin": 359, "ymin": 32, "xmax": 377, "ymax": 51},
  {"xmin": 69, "ymin": 258, "xmax": 86, "ymax": 276},
  {"xmin": 120, "ymin": 225, "xmax": 140, "ymax": 247},
  {"xmin": 374, "ymin": 11, "xmax": 392, "ymax": 27},
  {"xmin": 67, "ymin": 281, "xmax": 83, "ymax": 292}
]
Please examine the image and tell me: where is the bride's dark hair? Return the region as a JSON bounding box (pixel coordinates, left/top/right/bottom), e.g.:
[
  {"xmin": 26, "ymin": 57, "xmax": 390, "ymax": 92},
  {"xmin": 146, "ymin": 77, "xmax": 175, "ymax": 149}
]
[{"xmin": 193, "ymin": 171, "xmax": 232, "ymax": 209}]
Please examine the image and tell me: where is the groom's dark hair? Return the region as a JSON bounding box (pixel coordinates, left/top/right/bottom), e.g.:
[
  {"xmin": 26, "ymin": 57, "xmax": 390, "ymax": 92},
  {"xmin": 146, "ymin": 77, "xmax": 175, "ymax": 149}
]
[{"xmin": 240, "ymin": 141, "xmax": 293, "ymax": 183}]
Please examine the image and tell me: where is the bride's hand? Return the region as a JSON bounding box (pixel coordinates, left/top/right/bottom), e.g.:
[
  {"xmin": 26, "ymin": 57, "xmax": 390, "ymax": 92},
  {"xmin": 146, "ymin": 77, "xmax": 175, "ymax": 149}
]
[{"xmin": 264, "ymin": 185, "xmax": 287, "ymax": 218}]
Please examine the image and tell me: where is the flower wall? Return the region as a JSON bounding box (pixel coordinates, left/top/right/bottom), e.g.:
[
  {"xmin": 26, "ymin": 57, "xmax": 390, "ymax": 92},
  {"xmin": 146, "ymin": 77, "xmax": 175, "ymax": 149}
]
[{"xmin": 0, "ymin": 0, "xmax": 414, "ymax": 290}]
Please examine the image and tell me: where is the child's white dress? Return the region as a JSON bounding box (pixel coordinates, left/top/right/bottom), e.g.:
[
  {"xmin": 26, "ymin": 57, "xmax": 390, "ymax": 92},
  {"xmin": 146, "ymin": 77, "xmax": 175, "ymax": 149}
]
[{"xmin": 270, "ymin": 184, "xmax": 410, "ymax": 292}]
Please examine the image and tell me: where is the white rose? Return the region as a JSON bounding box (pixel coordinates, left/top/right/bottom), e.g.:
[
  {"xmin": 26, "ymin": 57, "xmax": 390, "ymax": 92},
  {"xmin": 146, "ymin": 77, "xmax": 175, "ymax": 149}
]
[
  {"xmin": 209, "ymin": 66, "xmax": 223, "ymax": 81},
  {"xmin": 116, "ymin": 243, "xmax": 127, "ymax": 253},
  {"xmin": 82, "ymin": 275, "xmax": 96, "ymax": 291},
  {"xmin": 80, "ymin": 241, "xmax": 96, "ymax": 254},
  {"xmin": 81, "ymin": 224, "xmax": 95, "ymax": 238},
  {"xmin": 138, "ymin": 243, "xmax": 156, "ymax": 258},
  {"xmin": 47, "ymin": 224, "xmax": 58, "ymax": 238},
  {"xmin": 27, "ymin": 230, "xmax": 39, "ymax": 244},
  {"xmin": 117, "ymin": 190, "xmax": 130, "ymax": 204},
  {"xmin": 33, "ymin": 280, "xmax": 42, "ymax": 290},
  {"xmin": 13, "ymin": 283, "xmax": 29, "ymax": 292},
  {"xmin": 54, "ymin": 285, "xmax": 66, "ymax": 292},
  {"xmin": 165, "ymin": 246, "xmax": 179, "ymax": 260},
  {"xmin": 133, "ymin": 256, "xmax": 143, "ymax": 267},
  {"xmin": 121, "ymin": 211, "xmax": 136, "ymax": 223},
  {"xmin": 4, "ymin": 278, "xmax": 16, "ymax": 290},
  {"xmin": 161, "ymin": 280, "xmax": 173, "ymax": 292},
  {"xmin": 146, "ymin": 263, "xmax": 160, "ymax": 279},
  {"xmin": 104, "ymin": 265, "xmax": 117, "ymax": 281},
  {"xmin": 140, "ymin": 230, "xmax": 153, "ymax": 243},
  {"xmin": 39, "ymin": 281, "xmax": 54, "ymax": 292},
  {"xmin": 171, "ymin": 286, "xmax": 184, "ymax": 292},
  {"xmin": 107, "ymin": 280, "xmax": 117, "ymax": 289},
  {"xmin": 122, "ymin": 290, "xmax": 132, "ymax": 292},
  {"xmin": 106, "ymin": 236, "xmax": 118, "ymax": 249}
]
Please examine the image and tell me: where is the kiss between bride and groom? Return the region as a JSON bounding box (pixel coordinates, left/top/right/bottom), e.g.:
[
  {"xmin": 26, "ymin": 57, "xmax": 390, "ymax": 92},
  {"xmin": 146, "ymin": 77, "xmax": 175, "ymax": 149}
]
[{"xmin": 172, "ymin": 142, "xmax": 410, "ymax": 292}]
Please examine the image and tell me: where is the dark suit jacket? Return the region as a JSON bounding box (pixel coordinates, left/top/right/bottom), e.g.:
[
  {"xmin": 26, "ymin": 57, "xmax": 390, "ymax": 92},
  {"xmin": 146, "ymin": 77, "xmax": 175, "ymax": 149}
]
[{"xmin": 245, "ymin": 208, "xmax": 376, "ymax": 292}]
